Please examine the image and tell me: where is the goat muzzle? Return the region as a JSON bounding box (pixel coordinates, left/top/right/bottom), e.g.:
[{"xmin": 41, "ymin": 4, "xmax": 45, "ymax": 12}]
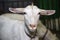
[{"xmin": 30, "ymin": 24, "xmax": 36, "ymax": 28}]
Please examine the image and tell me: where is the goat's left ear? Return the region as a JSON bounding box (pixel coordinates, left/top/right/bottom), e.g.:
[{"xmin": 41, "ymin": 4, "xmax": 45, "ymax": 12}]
[
  {"xmin": 40, "ymin": 10, "xmax": 55, "ymax": 15},
  {"xmin": 9, "ymin": 8, "xmax": 24, "ymax": 13}
]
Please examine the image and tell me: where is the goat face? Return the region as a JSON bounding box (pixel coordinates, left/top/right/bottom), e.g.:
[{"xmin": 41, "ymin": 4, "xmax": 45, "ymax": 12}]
[
  {"xmin": 24, "ymin": 6, "xmax": 40, "ymax": 32},
  {"xmin": 9, "ymin": 5, "xmax": 55, "ymax": 32}
]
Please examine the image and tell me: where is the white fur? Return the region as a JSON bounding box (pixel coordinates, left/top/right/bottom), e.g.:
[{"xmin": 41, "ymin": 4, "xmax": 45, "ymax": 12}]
[{"xmin": 0, "ymin": 16, "xmax": 30, "ymax": 40}]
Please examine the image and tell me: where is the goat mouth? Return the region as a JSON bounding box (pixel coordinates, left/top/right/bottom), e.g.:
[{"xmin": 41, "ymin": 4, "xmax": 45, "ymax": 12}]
[
  {"xmin": 25, "ymin": 24, "xmax": 37, "ymax": 32},
  {"xmin": 29, "ymin": 26, "xmax": 37, "ymax": 32}
]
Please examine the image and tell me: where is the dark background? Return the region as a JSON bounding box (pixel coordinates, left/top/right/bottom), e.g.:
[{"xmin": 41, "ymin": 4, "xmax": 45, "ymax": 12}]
[
  {"xmin": 0, "ymin": 0, "xmax": 60, "ymax": 19},
  {"xmin": 0, "ymin": 0, "xmax": 60, "ymax": 18}
]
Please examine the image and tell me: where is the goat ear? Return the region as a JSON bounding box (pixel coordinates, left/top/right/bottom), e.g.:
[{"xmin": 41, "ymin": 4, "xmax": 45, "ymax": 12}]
[
  {"xmin": 9, "ymin": 8, "xmax": 24, "ymax": 13},
  {"xmin": 40, "ymin": 9, "xmax": 55, "ymax": 15}
]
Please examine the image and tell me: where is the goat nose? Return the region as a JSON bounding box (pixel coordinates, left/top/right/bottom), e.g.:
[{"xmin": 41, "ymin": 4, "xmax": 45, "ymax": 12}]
[{"xmin": 30, "ymin": 24, "xmax": 35, "ymax": 28}]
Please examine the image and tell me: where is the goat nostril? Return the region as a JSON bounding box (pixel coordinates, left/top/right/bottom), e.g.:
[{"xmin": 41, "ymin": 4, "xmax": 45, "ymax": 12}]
[{"xmin": 30, "ymin": 24, "xmax": 35, "ymax": 27}]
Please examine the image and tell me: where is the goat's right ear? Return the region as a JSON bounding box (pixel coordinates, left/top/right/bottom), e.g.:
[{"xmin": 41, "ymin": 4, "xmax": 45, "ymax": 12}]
[{"xmin": 9, "ymin": 8, "xmax": 24, "ymax": 13}]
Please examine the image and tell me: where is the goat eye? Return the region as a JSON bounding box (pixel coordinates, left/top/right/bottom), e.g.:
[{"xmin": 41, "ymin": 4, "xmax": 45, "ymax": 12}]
[
  {"xmin": 38, "ymin": 13, "xmax": 40, "ymax": 15},
  {"xmin": 24, "ymin": 12, "xmax": 26, "ymax": 14}
]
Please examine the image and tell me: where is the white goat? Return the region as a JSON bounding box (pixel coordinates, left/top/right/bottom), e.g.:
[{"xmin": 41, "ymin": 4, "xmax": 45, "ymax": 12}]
[{"xmin": 0, "ymin": 4, "xmax": 58, "ymax": 40}]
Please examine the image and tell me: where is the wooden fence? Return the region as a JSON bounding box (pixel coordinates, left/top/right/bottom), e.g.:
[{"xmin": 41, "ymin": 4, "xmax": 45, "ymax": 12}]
[{"xmin": 41, "ymin": 17, "xmax": 60, "ymax": 31}]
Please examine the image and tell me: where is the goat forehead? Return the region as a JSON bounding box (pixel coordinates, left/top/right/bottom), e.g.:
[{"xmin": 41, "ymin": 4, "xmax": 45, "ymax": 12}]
[{"xmin": 24, "ymin": 5, "xmax": 40, "ymax": 15}]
